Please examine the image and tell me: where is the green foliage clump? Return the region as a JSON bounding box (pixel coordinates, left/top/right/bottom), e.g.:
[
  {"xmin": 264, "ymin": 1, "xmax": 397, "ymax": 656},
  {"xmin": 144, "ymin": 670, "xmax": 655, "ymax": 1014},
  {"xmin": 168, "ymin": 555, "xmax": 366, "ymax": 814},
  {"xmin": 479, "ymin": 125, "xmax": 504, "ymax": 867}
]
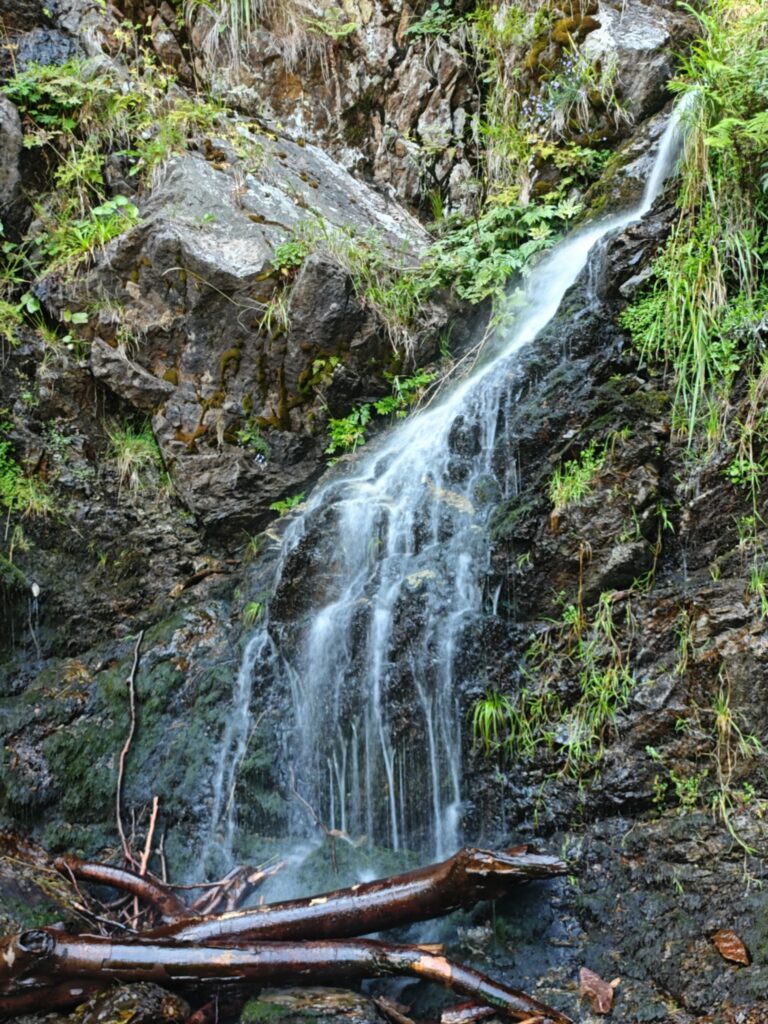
[
  {"xmin": 272, "ymin": 238, "xmax": 312, "ymax": 274},
  {"xmin": 472, "ymin": 591, "xmax": 637, "ymax": 776},
  {"xmin": 325, "ymin": 369, "xmax": 437, "ymax": 458},
  {"xmin": 269, "ymin": 492, "xmax": 305, "ymax": 515},
  {"xmin": 620, "ymin": 0, "xmax": 768, "ymax": 609},
  {"xmin": 236, "ymin": 422, "xmax": 271, "ymax": 458},
  {"xmin": 405, "ymin": 0, "xmax": 462, "ymax": 39},
  {"xmin": 549, "ymin": 439, "xmax": 607, "ymax": 512},
  {"xmin": 33, "ymin": 195, "xmax": 139, "ymax": 272},
  {"xmin": 0, "ymin": 423, "xmax": 52, "ymax": 518},
  {"xmin": 0, "ymin": 299, "xmax": 22, "ymax": 348},
  {"xmin": 107, "ymin": 421, "xmax": 164, "ymax": 496},
  {"xmin": 0, "ymin": 50, "xmax": 246, "ymax": 282},
  {"xmin": 620, "ymin": 0, "xmax": 768, "ymax": 442},
  {"xmin": 423, "ymin": 194, "xmax": 581, "ymax": 305}
]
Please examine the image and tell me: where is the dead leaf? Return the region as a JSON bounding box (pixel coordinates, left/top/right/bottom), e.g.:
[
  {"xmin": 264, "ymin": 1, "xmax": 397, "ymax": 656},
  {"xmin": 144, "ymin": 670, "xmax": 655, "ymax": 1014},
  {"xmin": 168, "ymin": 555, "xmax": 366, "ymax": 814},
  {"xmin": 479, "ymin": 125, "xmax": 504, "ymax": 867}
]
[
  {"xmin": 712, "ymin": 929, "xmax": 750, "ymax": 965},
  {"xmin": 579, "ymin": 966, "xmax": 617, "ymax": 1013}
]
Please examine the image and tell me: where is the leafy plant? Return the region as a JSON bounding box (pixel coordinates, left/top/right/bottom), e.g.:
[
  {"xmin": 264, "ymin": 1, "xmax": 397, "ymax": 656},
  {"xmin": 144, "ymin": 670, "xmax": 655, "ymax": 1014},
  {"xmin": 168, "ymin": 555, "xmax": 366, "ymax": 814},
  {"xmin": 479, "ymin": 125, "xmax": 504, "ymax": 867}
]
[
  {"xmin": 236, "ymin": 422, "xmax": 271, "ymax": 458},
  {"xmin": 243, "ymin": 600, "xmax": 264, "ymax": 625},
  {"xmin": 472, "ymin": 590, "xmax": 638, "ymax": 777},
  {"xmin": 33, "ymin": 195, "xmax": 140, "ymax": 271},
  {"xmin": 549, "ymin": 439, "xmax": 607, "ymax": 512},
  {"xmin": 269, "ymin": 492, "xmax": 305, "ymax": 515},
  {"xmin": 107, "ymin": 421, "xmax": 163, "ymax": 496},
  {"xmin": 405, "ymin": 1, "xmax": 461, "ymax": 39},
  {"xmin": 620, "ymin": 0, "xmax": 768, "ymax": 442},
  {"xmin": 0, "ymin": 54, "xmax": 238, "ymax": 283},
  {"xmin": 0, "ymin": 424, "xmax": 53, "ymax": 518},
  {"xmin": 325, "ymin": 369, "xmax": 437, "ymax": 459},
  {"xmin": 471, "ymin": 690, "xmax": 514, "ymax": 755},
  {"xmin": 302, "ymin": 8, "xmax": 357, "ymax": 40},
  {"xmin": 272, "ymin": 238, "xmax": 311, "ymax": 274},
  {"xmin": 0, "ymin": 300, "xmax": 22, "ymax": 349}
]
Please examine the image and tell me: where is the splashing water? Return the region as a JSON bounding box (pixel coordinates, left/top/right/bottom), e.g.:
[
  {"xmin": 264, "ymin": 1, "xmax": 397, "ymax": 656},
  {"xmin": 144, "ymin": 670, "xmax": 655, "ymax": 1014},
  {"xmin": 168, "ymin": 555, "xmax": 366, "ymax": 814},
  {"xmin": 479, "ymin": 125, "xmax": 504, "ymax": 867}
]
[{"xmin": 205, "ymin": 106, "xmax": 687, "ymax": 871}]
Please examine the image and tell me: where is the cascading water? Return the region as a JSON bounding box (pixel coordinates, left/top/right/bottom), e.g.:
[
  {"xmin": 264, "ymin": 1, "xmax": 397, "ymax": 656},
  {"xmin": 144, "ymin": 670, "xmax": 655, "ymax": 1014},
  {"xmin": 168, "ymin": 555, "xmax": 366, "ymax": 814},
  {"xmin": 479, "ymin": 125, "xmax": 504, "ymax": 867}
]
[{"xmin": 206, "ymin": 106, "xmax": 687, "ymax": 873}]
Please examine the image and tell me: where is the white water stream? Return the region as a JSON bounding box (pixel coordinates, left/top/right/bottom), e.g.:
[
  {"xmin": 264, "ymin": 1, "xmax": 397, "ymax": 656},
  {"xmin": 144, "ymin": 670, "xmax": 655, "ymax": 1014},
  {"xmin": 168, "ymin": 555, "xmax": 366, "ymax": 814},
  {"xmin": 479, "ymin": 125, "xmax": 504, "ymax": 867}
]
[{"xmin": 205, "ymin": 108, "xmax": 686, "ymax": 872}]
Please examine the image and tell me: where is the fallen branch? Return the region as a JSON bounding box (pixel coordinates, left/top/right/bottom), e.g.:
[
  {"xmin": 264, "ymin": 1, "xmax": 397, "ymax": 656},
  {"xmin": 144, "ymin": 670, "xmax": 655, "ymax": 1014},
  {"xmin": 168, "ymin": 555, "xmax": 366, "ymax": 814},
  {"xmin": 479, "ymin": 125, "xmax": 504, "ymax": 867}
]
[
  {"xmin": 116, "ymin": 629, "xmax": 144, "ymax": 867},
  {"xmin": 0, "ymin": 931, "xmax": 572, "ymax": 1024},
  {"xmin": 2, "ymin": 839, "xmax": 571, "ymax": 1022},
  {"xmin": 53, "ymin": 855, "xmax": 188, "ymax": 925},
  {"xmin": 148, "ymin": 845, "xmax": 566, "ymax": 945}
]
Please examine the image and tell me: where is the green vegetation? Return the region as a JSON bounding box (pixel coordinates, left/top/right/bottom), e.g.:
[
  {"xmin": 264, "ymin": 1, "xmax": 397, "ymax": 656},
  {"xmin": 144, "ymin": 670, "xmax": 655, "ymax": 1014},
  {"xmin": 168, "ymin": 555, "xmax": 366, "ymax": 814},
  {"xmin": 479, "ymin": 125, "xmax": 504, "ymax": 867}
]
[
  {"xmin": 325, "ymin": 369, "xmax": 437, "ymax": 459},
  {"xmin": 0, "ymin": 420, "xmax": 52, "ymax": 580},
  {"xmin": 620, "ymin": 0, "xmax": 768, "ymax": 611},
  {"xmin": 236, "ymin": 422, "xmax": 271, "ymax": 459},
  {"xmin": 647, "ymin": 675, "xmax": 764, "ymax": 852},
  {"xmin": 243, "ymin": 600, "xmax": 264, "ymax": 626},
  {"xmin": 107, "ymin": 421, "xmax": 164, "ymax": 496},
  {"xmin": 269, "ymin": 492, "xmax": 305, "ymax": 515},
  {"xmin": 472, "ymin": 589, "xmax": 637, "ymax": 776},
  {"xmin": 0, "ymin": 299, "xmax": 22, "ymax": 349},
  {"xmin": 548, "ymin": 439, "xmax": 607, "ymax": 512},
  {"xmin": 0, "ymin": 48, "xmax": 258, "ymax": 290},
  {"xmin": 404, "ymin": 1, "xmax": 462, "ymax": 39},
  {"xmin": 0, "ymin": 422, "xmax": 53, "ymax": 519}
]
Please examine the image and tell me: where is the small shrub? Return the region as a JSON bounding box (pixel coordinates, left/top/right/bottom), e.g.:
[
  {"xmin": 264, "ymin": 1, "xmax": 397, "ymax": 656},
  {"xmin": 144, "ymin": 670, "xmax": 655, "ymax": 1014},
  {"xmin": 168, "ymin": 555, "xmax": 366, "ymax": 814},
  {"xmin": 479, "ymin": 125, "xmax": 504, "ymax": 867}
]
[
  {"xmin": 549, "ymin": 440, "xmax": 606, "ymax": 511},
  {"xmin": 107, "ymin": 421, "xmax": 163, "ymax": 496},
  {"xmin": 269, "ymin": 492, "xmax": 304, "ymax": 515}
]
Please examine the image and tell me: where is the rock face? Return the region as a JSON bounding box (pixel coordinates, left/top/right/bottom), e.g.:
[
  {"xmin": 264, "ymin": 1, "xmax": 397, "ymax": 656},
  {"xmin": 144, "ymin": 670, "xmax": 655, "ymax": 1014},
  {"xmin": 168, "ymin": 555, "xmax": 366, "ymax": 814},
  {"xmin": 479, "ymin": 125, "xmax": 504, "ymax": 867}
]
[
  {"xmin": 1, "ymin": 1, "xmax": 767, "ymax": 1023},
  {"xmin": 583, "ymin": 0, "xmax": 692, "ymax": 121},
  {"xmin": 0, "ymin": 96, "xmax": 25, "ymax": 236},
  {"xmin": 38, "ymin": 132, "xmax": 438, "ymax": 534}
]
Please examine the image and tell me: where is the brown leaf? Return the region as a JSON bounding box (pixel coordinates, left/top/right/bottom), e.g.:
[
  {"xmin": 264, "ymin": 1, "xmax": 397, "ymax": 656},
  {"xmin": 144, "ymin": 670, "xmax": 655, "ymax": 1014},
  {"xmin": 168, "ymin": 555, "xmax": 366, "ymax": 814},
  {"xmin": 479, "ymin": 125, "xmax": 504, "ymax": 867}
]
[
  {"xmin": 712, "ymin": 929, "xmax": 750, "ymax": 965},
  {"xmin": 579, "ymin": 967, "xmax": 617, "ymax": 1014}
]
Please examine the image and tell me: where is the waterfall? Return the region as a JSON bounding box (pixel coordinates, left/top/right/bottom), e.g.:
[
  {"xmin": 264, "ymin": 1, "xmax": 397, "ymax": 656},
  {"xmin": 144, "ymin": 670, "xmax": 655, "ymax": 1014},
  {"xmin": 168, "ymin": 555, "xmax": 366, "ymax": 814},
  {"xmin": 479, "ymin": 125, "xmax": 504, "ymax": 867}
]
[{"xmin": 206, "ymin": 106, "xmax": 686, "ymax": 871}]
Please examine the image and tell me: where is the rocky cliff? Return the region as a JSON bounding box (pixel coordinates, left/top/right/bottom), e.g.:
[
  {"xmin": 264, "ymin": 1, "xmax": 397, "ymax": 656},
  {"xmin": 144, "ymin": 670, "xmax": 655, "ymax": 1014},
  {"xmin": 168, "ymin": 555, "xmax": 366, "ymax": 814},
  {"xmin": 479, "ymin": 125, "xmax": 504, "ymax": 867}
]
[{"xmin": 0, "ymin": 1, "xmax": 766, "ymax": 1022}]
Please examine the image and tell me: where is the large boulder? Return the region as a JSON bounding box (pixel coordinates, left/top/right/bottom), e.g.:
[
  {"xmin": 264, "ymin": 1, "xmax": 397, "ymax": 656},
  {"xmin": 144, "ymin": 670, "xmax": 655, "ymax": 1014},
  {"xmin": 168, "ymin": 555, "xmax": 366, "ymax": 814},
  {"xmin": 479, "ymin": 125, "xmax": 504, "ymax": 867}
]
[
  {"xmin": 582, "ymin": 0, "xmax": 695, "ymax": 121},
  {"xmin": 37, "ymin": 129, "xmax": 437, "ymax": 535},
  {"xmin": 0, "ymin": 97, "xmax": 25, "ymax": 237}
]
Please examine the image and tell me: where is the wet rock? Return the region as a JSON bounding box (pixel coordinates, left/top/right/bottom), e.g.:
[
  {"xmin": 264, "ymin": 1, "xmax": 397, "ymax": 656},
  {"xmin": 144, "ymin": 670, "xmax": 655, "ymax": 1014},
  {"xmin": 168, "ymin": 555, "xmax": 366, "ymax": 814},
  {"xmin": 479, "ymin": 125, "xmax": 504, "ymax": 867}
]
[
  {"xmin": 14, "ymin": 26, "xmax": 79, "ymax": 69},
  {"xmin": 90, "ymin": 337, "xmax": 176, "ymax": 411},
  {"xmin": 77, "ymin": 984, "xmax": 189, "ymax": 1022},
  {"xmin": 582, "ymin": 0, "xmax": 695, "ymax": 121},
  {"xmin": 0, "ymin": 833, "xmax": 82, "ymax": 936},
  {"xmin": 37, "ymin": 128, "xmax": 433, "ymax": 535},
  {"xmin": 238, "ymin": 988, "xmax": 384, "ymax": 1024},
  {"xmin": 0, "ymin": 96, "xmax": 25, "ymax": 236}
]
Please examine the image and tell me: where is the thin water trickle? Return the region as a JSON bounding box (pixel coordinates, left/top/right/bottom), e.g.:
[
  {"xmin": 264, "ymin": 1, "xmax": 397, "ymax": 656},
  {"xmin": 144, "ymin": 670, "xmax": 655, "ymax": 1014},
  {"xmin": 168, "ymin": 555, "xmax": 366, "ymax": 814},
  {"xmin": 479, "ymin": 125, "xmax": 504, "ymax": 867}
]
[{"xmin": 206, "ymin": 105, "xmax": 687, "ymax": 872}]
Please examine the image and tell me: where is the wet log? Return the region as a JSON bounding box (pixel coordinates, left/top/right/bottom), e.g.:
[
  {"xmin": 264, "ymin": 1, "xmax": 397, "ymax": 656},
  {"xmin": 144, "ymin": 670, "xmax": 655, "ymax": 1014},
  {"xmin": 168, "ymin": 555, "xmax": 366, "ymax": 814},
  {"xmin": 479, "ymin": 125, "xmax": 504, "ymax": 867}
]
[
  {"xmin": 54, "ymin": 854, "xmax": 189, "ymax": 924},
  {"xmin": 0, "ymin": 931, "xmax": 572, "ymax": 1024},
  {"xmin": 149, "ymin": 845, "xmax": 566, "ymax": 945}
]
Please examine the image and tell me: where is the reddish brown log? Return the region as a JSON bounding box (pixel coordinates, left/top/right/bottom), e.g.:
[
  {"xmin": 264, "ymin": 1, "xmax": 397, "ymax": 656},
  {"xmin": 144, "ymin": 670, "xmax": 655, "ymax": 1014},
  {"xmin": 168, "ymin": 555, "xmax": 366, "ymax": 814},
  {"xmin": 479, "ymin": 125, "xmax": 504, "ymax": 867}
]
[
  {"xmin": 54, "ymin": 855, "xmax": 188, "ymax": 924},
  {"xmin": 442, "ymin": 1001, "xmax": 497, "ymax": 1024},
  {"xmin": 0, "ymin": 931, "xmax": 572, "ymax": 1024},
  {"xmin": 148, "ymin": 846, "xmax": 566, "ymax": 945},
  {"xmin": 0, "ymin": 981, "xmax": 104, "ymax": 1015}
]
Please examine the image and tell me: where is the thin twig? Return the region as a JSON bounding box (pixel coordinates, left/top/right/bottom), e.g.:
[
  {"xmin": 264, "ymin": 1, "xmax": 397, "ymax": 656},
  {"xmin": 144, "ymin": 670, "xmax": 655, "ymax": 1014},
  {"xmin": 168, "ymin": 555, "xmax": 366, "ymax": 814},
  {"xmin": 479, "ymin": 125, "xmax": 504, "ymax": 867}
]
[
  {"xmin": 132, "ymin": 795, "xmax": 159, "ymax": 925},
  {"xmin": 117, "ymin": 629, "xmax": 144, "ymax": 867}
]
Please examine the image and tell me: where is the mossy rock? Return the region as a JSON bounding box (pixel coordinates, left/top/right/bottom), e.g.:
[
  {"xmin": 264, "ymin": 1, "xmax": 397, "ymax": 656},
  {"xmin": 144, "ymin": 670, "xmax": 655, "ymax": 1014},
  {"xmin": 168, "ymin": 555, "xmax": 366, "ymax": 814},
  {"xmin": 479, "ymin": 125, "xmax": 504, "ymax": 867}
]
[
  {"xmin": 0, "ymin": 834, "xmax": 83, "ymax": 936},
  {"xmin": 70, "ymin": 983, "xmax": 189, "ymax": 1023},
  {"xmin": 240, "ymin": 989, "xmax": 382, "ymax": 1024},
  {"xmin": 490, "ymin": 496, "xmax": 539, "ymax": 543},
  {"xmin": 0, "ymin": 553, "xmax": 27, "ymax": 591}
]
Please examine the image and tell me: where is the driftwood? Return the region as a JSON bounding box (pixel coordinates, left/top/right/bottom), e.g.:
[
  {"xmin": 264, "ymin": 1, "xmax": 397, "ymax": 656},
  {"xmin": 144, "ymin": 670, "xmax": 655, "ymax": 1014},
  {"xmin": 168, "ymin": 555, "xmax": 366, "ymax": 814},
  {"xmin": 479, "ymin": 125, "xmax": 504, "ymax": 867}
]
[
  {"xmin": 0, "ymin": 932, "xmax": 571, "ymax": 1023},
  {"xmin": 149, "ymin": 845, "xmax": 566, "ymax": 944},
  {"xmin": 0, "ymin": 843, "xmax": 572, "ymax": 1024}
]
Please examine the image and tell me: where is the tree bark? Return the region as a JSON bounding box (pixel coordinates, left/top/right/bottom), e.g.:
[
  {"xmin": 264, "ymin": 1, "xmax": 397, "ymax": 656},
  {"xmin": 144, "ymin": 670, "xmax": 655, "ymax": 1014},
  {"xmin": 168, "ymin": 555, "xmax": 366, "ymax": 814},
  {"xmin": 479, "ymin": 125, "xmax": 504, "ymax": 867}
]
[
  {"xmin": 54, "ymin": 854, "xmax": 189, "ymax": 924},
  {"xmin": 0, "ymin": 931, "xmax": 572, "ymax": 1024},
  {"xmin": 0, "ymin": 841, "xmax": 571, "ymax": 1022},
  {"xmin": 148, "ymin": 845, "xmax": 566, "ymax": 945}
]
